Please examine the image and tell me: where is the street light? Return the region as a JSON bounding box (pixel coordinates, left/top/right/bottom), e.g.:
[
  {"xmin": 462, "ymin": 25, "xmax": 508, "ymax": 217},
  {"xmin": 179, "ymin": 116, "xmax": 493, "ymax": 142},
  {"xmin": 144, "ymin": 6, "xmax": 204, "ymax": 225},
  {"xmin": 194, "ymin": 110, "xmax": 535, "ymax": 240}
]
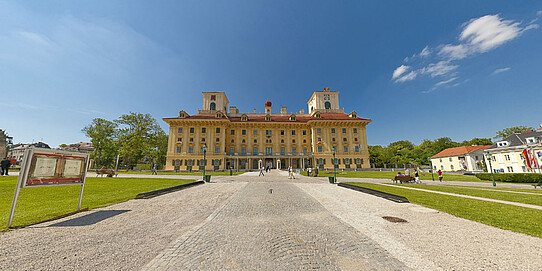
[
  {"xmin": 428, "ymin": 156, "xmax": 434, "ymax": 181},
  {"xmin": 332, "ymin": 146, "xmax": 337, "ymax": 183},
  {"xmin": 485, "ymin": 152, "xmax": 496, "ymax": 187},
  {"xmin": 202, "ymin": 144, "xmax": 207, "ymax": 181}
]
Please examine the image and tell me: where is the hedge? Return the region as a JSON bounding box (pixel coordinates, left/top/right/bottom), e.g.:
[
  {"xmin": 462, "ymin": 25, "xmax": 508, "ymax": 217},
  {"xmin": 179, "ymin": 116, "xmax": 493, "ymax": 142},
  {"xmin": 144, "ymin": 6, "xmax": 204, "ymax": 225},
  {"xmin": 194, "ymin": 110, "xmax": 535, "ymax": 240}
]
[{"xmin": 475, "ymin": 173, "xmax": 542, "ymax": 183}]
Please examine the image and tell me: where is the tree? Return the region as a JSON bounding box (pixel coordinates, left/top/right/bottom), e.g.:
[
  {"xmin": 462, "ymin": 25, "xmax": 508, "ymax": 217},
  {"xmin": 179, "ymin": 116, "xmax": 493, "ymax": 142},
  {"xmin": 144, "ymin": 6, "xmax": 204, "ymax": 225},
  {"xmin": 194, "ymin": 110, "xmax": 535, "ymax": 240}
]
[
  {"xmin": 494, "ymin": 126, "xmax": 533, "ymax": 140},
  {"xmin": 461, "ymin": 138, "xmax": 493, "ymax": 146},
  {"xmin": 115, "ymin": 112, "xmax": 165, "ymax": 169},
  {"xmin": 82, "ymin": 118, "xmax": 118, "ymax": 167},
  {"xmin": 58, "ymin": 143, "xmax": 68, "ymax": 148}
]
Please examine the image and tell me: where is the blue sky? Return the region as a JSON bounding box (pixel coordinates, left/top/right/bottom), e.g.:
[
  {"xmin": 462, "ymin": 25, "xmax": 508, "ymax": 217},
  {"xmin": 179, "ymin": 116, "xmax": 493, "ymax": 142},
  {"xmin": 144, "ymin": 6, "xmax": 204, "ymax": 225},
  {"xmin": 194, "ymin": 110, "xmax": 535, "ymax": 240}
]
[{"xmin": 1, "ymin": 1, "xmax": 541, "ymax": 147}]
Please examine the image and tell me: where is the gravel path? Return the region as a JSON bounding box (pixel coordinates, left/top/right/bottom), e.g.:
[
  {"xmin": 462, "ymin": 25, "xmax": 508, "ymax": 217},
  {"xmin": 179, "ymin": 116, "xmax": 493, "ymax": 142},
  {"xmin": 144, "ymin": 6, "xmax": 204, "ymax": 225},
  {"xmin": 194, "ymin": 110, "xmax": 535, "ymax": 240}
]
[
  {"xmin": 298, "ymin": 183, "xmax": 542, "ymax": 270},
  {"xmin": 144, "ymin": 181, "xmax": 407, "ymax": 270},
  {"xmin": 0, "ymin": 182, "xmax": 245, "ymax": 270},
  {"xmin": 2, "ymin": 170, "xmax": 541, "ymax": 270}
]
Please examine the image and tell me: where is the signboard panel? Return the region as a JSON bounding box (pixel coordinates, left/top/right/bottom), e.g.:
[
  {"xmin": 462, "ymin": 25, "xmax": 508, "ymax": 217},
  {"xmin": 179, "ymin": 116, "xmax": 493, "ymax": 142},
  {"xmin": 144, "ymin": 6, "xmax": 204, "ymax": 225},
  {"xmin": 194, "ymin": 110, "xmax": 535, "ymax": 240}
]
[{"xmin": 19, "ymin": 148, "xmax": 89, "ymax": 188}]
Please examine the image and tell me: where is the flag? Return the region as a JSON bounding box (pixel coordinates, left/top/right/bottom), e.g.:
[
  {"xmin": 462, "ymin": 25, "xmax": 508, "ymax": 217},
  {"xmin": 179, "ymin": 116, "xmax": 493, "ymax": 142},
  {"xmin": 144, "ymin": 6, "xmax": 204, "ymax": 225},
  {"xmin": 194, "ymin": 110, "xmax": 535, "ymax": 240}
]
[{"xmin": 522, "ymin": 149, "xmax": 532, "ymax": 169}]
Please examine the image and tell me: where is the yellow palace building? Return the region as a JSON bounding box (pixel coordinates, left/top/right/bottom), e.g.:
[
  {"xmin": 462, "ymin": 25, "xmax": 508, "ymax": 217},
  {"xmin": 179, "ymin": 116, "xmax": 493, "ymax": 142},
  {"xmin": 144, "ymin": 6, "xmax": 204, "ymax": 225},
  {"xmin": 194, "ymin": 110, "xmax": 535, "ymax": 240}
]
[{"xmin": 163, "ymin": 88, "xmax": 371, "ymax": 171}]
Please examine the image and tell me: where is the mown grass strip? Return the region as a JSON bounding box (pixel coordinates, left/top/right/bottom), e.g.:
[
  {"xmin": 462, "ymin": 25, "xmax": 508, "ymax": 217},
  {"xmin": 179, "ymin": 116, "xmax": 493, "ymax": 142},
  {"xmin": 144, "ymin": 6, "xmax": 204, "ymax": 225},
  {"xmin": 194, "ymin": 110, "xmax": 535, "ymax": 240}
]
[
  {"xmin": 393, "ymin": 184, "xmax": 542, "ymax": 206},
  {"xmin": 0, "ymin": 176, "xmax": 194, "ymax": 231},
  {"xmin": 344, "ymin": 182, "xmax": 542, "ymax": 238},
  {"xmin": 301, "ymin": 171, "xmax": 484, "ymax": 182},
  {"xmin": 117, "ymin": 171, "xmax": 244, "ymax": 176}
]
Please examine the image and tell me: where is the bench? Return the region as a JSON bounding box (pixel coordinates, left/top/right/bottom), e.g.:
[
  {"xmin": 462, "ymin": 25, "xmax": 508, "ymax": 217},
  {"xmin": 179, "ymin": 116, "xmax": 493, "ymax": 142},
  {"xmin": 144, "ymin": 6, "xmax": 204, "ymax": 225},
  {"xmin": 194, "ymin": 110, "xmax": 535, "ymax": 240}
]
[
  {"xmin": 393, "ymin": 176, "xmax": 415, "ymax": 184},
  {"xmin": 96, "ymin": 168, "xmax": 118, "ymax": 177},
  {"xmin": 533, "ymin": 181, "xmax": 542, "ymax": 189}
]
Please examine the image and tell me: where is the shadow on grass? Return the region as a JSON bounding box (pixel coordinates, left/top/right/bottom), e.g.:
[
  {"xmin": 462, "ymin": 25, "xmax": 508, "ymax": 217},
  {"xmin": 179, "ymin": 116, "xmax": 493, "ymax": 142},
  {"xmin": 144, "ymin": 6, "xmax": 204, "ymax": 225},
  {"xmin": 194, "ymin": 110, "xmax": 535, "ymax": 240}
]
[{"xmin": 49, "ymin": 210, "xmax": 130, "ymax": 227}]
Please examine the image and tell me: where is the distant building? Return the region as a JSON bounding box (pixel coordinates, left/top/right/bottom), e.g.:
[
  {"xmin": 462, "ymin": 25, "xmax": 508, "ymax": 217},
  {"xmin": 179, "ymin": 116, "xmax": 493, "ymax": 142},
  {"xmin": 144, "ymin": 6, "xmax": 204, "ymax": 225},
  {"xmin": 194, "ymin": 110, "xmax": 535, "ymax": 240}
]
[
  {"xmin": 9, "ymin": 142, "xmax": 51, "ymax": 163},
  {"xmin": 484, "ymin": 127, "xmax": 542, "ymax": 173},
  {"xmin": 163, "ymin": 88, "xmax": 371, "ymax": 171},
  {"xmin": 59, "ymin": 142, "xmax": 94, "ymax": 153},
  {"xmin": 0, "ymin": 129, "xmax": 13, "ymax": 158},
  {"xmin": 431, "ymin": 145, "xmax": 491, "ymax": 172}
]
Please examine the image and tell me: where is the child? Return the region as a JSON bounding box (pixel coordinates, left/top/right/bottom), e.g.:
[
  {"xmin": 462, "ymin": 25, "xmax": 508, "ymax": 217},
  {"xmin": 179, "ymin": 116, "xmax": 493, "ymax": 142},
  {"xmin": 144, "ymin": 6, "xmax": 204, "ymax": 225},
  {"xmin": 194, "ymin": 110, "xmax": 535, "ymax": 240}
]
[{"xmin": 438, "ymin": 170, "xmax": 443, "ymax": 182}]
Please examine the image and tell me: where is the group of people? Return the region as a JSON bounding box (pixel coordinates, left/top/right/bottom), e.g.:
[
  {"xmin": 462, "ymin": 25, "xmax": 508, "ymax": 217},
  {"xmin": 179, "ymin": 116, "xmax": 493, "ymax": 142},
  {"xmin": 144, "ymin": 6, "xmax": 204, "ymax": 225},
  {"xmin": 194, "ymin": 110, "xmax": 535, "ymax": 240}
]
[
  {"xmin": 1, "ymin": 157, "xmax": 11, "ymax": 176},
  {"xmin": 307, "ymin": 167, "xmax": 319, "ymax": 177},
  {"xmin": 259, "ymin": 166, "xmax": 271, "ymax": 176},
  {"xmin": 396, "ymin": 168, "xmax": 444, "ymax": 182},
  {"xmin": 396, "ymin": 168, "xmax": 422, "ymax": 183}
]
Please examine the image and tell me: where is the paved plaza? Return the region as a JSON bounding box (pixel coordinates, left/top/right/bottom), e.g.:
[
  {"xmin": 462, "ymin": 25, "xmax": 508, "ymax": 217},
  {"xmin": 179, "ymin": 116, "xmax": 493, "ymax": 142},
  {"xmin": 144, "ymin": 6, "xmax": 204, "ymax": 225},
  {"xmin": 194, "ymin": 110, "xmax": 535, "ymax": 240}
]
[{"xmin": 1, "ymin": 170, "xmax": 542, "ymax": 270}]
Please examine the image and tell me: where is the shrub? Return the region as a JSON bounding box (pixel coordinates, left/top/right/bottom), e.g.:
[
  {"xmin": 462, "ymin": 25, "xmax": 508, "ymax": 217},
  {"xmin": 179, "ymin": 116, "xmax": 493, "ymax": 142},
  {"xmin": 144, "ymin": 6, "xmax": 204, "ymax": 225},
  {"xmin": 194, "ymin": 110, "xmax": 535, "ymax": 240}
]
[{"xmin": 475, "ymin": 173, "xmax": 542, "ymax": 183}]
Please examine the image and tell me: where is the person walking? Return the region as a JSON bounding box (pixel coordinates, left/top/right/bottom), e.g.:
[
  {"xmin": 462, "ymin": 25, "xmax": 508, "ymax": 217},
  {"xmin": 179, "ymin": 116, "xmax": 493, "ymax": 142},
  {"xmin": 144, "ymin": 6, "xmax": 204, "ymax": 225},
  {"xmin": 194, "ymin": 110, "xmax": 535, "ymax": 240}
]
[
  {"xmin": 414, "ymin": 169, "xmax": 420, "ymax": 183},
  {"xmin": 152, "ymin": 164, "xmax": 158, "ymax": 175},
  {"xmin": 438, "ymin": 169, "xmax": 443, "ymax": 182},
  {"xmin": 259, "ymin": 166, "xmax": 264, "ymax": 176},
  {"xmin": 1, "ymin": 158, "xmax": 10, "ymax": 176}
]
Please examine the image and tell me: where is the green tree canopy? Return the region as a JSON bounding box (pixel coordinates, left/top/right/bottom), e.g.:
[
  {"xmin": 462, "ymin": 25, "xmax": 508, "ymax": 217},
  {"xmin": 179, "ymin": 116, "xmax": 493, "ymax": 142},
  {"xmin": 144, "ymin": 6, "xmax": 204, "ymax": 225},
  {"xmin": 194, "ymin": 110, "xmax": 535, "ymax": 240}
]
[
  {"xmin": 115, "ymin": 112, "xmax": 165, "ymax": 169},
  {"xmin": 82, "ymin": 118, "xmax": 118, "ymax": 167},
  {"xmin": 494, "ymin": 126, "xmax": 533, "ymax": 140}
]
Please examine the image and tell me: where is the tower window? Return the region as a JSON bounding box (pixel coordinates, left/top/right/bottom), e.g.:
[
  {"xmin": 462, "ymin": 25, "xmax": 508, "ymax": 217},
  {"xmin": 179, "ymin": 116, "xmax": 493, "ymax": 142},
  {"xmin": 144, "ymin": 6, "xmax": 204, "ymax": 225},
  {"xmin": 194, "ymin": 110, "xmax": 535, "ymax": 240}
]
[
  {"xmin": 324, "ymin": 101, "xmax": 331, "ymax": 109},
  {"xmin": 210, "ymin": 102, "xmax": 216, "ymax": 110}
]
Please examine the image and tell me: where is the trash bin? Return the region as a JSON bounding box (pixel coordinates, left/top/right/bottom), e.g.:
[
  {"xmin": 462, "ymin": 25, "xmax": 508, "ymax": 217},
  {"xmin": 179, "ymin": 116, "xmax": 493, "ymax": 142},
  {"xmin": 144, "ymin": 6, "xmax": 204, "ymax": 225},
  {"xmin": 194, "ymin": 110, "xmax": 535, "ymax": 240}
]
[
  {"xmin": 203, "ymin": 175, "xmax": 211, "ymax": 182},
  {"xmin": 328, "ymin": 177, "xmax": 336, "ymax": 184}
]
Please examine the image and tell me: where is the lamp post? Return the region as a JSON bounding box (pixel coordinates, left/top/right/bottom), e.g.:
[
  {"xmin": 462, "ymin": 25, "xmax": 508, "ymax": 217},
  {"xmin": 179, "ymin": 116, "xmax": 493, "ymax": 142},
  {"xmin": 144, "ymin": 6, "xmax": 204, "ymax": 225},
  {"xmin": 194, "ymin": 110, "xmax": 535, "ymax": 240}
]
[
  {"xmin": 485, "ymin": 152, "xmax": 496, "ymax": 187},
  {"xmin": 202, "ymin": 144, "xmax": 207, "ymax": 181},
  {"xmin": 332, "ymin": 146, "xmax": 337, "ymax": 183},
  {"xmin": 428, "ymin": 156, "xmax": 434, "ymax": 181}
]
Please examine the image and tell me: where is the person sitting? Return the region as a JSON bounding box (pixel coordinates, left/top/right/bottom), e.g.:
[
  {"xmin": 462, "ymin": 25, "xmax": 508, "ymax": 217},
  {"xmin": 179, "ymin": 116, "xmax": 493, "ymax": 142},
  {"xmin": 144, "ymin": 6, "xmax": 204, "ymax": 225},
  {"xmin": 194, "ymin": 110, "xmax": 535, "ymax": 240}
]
[{"xmin": 396, "ymin": 172, "xmax": 403, "ymax": 177}]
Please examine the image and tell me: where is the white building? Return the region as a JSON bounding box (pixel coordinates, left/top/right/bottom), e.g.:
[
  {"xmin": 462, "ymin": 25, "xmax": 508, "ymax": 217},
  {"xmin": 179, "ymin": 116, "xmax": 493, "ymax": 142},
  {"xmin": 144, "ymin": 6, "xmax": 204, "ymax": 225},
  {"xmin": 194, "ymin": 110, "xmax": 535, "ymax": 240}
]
[
  {"xmin": 484, "ymin": 129, "xmax": 542, "ymax": 173},
  {"xmin": 431, "ymin": 145, "xmax": 491, "ymax": 172}
]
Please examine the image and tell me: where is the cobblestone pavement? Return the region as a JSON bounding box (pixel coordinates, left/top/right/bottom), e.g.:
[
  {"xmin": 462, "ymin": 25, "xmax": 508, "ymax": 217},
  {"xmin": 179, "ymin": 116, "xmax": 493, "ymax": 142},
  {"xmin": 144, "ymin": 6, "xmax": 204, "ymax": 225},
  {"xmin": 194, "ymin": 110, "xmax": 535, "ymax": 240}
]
[{"xmin": 144, "ymin": 172, "xmax": 408, "ymax": 270}]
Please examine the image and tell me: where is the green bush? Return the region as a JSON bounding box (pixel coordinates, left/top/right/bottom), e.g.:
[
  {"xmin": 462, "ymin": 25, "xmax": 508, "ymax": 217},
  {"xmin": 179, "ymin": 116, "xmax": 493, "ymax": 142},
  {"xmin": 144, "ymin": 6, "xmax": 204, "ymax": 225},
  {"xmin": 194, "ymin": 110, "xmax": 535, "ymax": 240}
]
[{"xmin": 475, "ymin": 173, "xmax": 542, "ymax": 183}]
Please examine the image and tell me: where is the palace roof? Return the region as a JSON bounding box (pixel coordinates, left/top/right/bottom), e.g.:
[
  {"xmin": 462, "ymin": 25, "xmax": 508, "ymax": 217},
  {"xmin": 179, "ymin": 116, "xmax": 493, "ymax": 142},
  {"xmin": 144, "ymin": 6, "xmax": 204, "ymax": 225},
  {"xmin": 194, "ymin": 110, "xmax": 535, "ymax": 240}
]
[{"xmin": 164, "ymin": 112, "xmax": 371, "ymax": 123}]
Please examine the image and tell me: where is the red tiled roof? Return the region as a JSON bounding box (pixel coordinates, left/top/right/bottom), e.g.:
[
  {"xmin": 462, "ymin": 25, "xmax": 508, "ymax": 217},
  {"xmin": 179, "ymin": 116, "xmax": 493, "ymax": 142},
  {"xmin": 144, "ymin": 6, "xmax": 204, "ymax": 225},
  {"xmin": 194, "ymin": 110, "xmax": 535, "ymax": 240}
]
[
  {"xmin": 164, "ymin": 113, "xmax": 371, "ymax": 123},
  {"xmin": 431, "ymin": 145, "xmax": 491, "ymax": 158}
]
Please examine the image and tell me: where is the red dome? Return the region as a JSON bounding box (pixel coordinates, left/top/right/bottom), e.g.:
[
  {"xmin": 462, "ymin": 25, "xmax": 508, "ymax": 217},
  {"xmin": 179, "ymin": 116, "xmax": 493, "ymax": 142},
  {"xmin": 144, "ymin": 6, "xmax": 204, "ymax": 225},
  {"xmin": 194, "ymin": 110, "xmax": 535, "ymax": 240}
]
[{"xmin": 265, "ymin": 100, "xmax": 272, "ymax": 107}]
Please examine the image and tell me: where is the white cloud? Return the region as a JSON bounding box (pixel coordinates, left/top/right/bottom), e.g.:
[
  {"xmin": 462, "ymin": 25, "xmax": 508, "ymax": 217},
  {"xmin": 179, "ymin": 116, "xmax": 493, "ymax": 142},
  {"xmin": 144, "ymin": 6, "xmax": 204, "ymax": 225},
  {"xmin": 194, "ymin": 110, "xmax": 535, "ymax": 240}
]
[
  {"xmin": 537, "ymin": 10, "xmax": 542, "ymax": 17},
  {"xmin": 18, "ymin": 31, "xmax": 52, "ymax": 46},
  {"xmin": 393, "ymin": 13, "xmax": 539, "ymax": 87},
  {"xmin": 439, "ymin": 15, "xmax": 537, "ymax": 60},
  {"xmin": 438, "ymin": 44, "xmax": 469, "ymax": 60},
  {"xmin": 422, "ymin": 77, "xmax": 459, "ymax": 93},
  {"xmin": 433, "ymin": 77, "xmax": 457, "ymax": 88},
  {"xmin": 419, "ymin": 46, "xmax": 431, "ymax": 57},
  {"xmin": 421, "ymin": 61, "xmax": 459, "ymax": 77},
  {"xmin": 492, "ymin": 67, "xmax": 511, "ymax": 74},
  {"xmin": 392, "ymin": 65, "xmax": 409, "ymax": 79},
  {"xmin": 395, "ymin": 71, "xmax": 418, "ymax": 82}
]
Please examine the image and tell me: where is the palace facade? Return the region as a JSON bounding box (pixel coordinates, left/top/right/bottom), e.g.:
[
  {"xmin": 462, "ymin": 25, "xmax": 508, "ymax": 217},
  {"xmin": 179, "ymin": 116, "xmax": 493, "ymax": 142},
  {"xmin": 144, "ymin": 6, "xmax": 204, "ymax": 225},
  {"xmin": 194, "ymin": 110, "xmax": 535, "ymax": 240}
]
[{"xmin": 163, "ymin": 88, "xmax": 371, "ymax": 171}]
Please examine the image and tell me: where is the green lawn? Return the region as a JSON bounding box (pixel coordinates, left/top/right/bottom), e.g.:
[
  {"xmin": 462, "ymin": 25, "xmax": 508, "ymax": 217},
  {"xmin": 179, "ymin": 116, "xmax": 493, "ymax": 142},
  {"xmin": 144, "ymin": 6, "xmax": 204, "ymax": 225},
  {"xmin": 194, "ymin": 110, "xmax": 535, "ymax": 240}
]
[
  {"xmin": 302, "ymin": 170, "xmax": 481, "ymax": 182},
  {"xmin": 0, "ymin": 176, "xmax": 194, "ymax": 231},
  {"xmin": 392, "ymin": 183, "xmax": 542, "ymax": 206},
  {"xmin": 117, "ymin": 171, "xmax": 244, "ymax": 176},
  {"xmin": 344, "ymin": 182, "xmax": 542, "ymax": 238},
  {"xmin": 453, "ymin": 185, "xmax": 542, "ymax": 194}
]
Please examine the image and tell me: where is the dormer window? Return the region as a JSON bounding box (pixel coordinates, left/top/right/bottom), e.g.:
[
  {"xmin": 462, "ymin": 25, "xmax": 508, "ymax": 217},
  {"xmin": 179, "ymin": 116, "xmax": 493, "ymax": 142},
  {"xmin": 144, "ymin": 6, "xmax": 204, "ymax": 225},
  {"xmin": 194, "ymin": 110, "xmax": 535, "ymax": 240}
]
[
  {"xmin": 526, "ymin": 137, "xmax": 536, "ymax": 143},
  {"xmin": 497, "ymin": 141, "xmax": 509, "ymax": 147},
  {"xmin": 216, "ymin": 112, "xmax": 223, "ymax": 118},
  {"xmin": 241, "ymin": 114, "xmax": 248, "ymax": 121},
  {"xmin": 265, "ymin": 114, "xmax": 271, "ymax": 121},
  {"xmin": 315, "ymin": 112, "xmax": 321, "ymax": 118},
  {"xmin": 179, "ymin": 111, "xmax": 188, "ymax": 118},
  {"xmin": 289, "ymin": 114, "xmax": 296, "ymax": 121},
  {"xmin": 351, "ymin": 113, "xmax": 356, "ymax": 118}
]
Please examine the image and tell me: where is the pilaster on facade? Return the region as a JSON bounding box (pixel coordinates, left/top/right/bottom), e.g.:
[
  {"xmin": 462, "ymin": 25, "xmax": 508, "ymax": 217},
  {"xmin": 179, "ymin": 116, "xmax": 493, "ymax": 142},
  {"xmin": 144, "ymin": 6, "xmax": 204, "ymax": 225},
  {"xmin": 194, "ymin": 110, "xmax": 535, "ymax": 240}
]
[{"xmin": 164, "ymin": 88, "xmax": 371, "ymax": 171}]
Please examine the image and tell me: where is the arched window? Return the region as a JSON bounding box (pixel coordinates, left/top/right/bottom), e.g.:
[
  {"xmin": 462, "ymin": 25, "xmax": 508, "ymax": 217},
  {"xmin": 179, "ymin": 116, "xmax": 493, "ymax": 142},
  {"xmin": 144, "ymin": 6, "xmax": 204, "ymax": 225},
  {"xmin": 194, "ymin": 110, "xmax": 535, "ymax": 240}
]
[
  {"xmin": 311, "ymin": 106, "xmax": 314, "ymax": 112},
  {"xmin": 265, "ymin": 115, "xmax": 271, "ymax": 121},
  {"xmin": 210, "ymin": 102, "xmax": 216, "ymax": 110},
  {"xmin": 324, "ymin": 101, "xmax": 331, "ymax": 109}
]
